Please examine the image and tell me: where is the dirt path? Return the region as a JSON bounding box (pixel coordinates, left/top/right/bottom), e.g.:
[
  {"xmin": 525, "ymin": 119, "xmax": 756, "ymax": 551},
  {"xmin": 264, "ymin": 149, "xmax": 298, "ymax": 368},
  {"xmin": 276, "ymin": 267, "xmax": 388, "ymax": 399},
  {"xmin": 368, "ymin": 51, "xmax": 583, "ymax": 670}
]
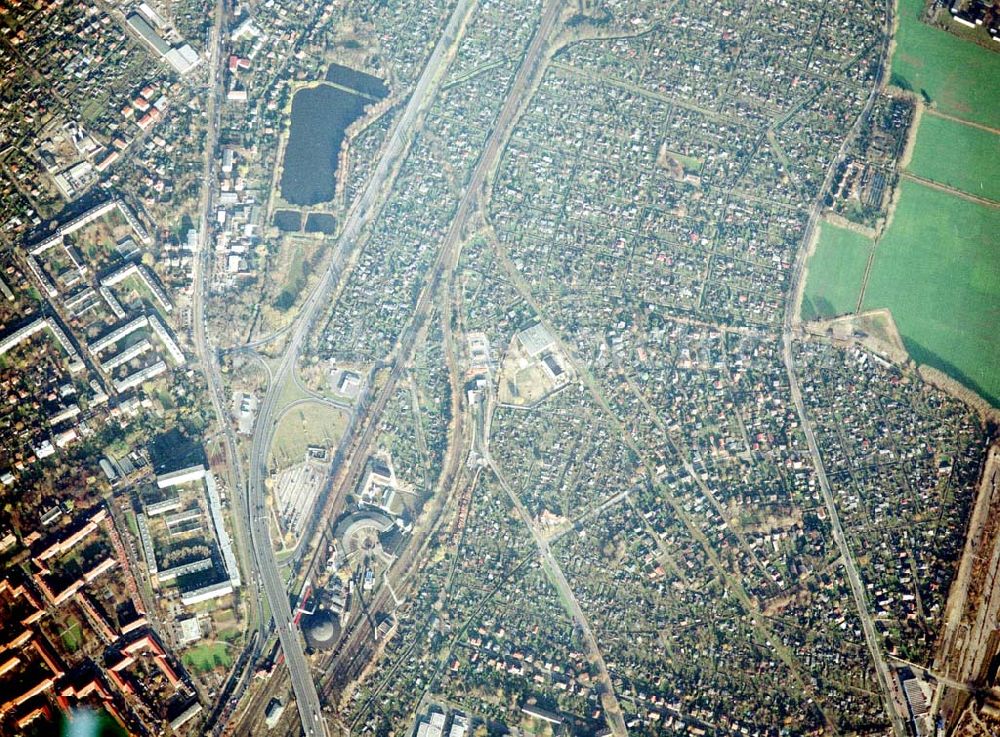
[
  {"xmin": 790, "ymin": 220, "xmax": 823, "ymax": 325},
  {"xmin": 925, "ymin": 107, "xmax": 1000, "ymax": 136},
  {"xmin": 900, "ymin": 172, "xmax": 1000, "ymax": 208},
  {"xmin": 855, "ymin": 231, "xmax": 881, "ymax": 313}
]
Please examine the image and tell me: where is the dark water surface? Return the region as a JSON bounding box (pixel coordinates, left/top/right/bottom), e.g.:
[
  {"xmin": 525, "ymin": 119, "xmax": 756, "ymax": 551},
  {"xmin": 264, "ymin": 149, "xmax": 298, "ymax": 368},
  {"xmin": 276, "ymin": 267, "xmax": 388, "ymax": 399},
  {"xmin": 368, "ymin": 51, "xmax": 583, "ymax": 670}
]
[
  {"xmin": 279, "ymin": 67, "xmax": 387, "ymax": 207},
  {"xmin": 325, "ymin": 63, "xmax": 389, "ymax": 98},
  {"xmin": 280, "ymin": 84, "xmax": 368, "ymax": 206},
  {"xmin": 305, "ymin": 213, "xmax": 337, "ymax": 234},
  {"xmin": 273, "ymin": 209, "xmax": 302, "ymax": 231}
]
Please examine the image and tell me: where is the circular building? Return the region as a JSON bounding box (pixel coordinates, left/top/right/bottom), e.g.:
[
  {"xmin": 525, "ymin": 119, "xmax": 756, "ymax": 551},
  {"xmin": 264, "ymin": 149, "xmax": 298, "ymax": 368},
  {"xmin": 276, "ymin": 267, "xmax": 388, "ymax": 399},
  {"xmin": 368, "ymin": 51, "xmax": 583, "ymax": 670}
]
[{"xmin": 301, "ymin": 610, "xmax": 341, "ymax": 650}]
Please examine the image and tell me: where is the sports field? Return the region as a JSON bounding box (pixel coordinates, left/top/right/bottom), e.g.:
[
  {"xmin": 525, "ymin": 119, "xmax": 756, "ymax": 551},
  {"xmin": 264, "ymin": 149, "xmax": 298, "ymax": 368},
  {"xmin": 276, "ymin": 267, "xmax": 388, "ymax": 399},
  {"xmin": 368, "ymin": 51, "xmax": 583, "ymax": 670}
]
[
  {"xmin": 889, "ymin": 0, "xmax": 1000, "ymax": 128},
  {"xmin": 861, "ymin": 180, "xmax": 1000, "ymax": 405},
  {"xmin": 270, "ymin": 400, "xmax": 347, "ymax": 469},
  {"xmin": 802, "ymin": 222, "xmax": 873, "ymax": 320},
  {"xmin": 906, "ymin": 114, "xmax": 1000, "ymax": 202}
]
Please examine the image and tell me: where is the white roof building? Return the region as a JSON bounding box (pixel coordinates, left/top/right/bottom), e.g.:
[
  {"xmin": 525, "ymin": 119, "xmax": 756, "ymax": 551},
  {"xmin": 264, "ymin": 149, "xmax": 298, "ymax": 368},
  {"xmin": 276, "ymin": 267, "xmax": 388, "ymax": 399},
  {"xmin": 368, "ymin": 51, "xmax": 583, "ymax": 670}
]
[{"xmin": 516, "ymin": 323, "xmax": 555, "ymax": 357}]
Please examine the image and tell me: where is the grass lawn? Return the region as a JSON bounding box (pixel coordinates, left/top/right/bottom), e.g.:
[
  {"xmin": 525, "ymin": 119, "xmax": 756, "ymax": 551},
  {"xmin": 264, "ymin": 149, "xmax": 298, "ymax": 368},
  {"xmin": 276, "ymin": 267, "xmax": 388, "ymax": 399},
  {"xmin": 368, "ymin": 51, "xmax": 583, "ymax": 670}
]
[
  {"xmin": 182, "ymin": 641, "xmax": 233, "ymax": 672},
  {"xmin": 907, "ymin": 113, "xmax": 1000, "ymax": 202},
  {"xmin": 61, "ymin": 618, "xmax": 83, "ymax": 652},
  {"xmin": 660, "ymin": 148, "xmax": 703, "ymax": 172},
  {"xmin": 861, "ymin": 179, "xmax": 1000, "ymax": 405},
  {"xmin": 124, "ymin": 510, "xmax": 139, "ymax": 538},
  {"xmin": 889, "ymin": 0, "xmax": 1000, "ymax": 128},
  {"xmin": 212, "ymin": 607, "xmax": 237, "ymax": 626},
  {"xmin": 274, "ymin": 370, "xmax": 311, "ymax": 410},
  {"xmin": 58, "ymin": 709, "xmax": 129, "ymax": 737},
  {"xmin": 81, "ymin": 94, "xmax": 109, "ymax": 123},
  {"xmin": 802, "ymin": 222, "xmax": 873, "ymax": 320},
  {"xmin": 119, "ymin": 272, "xmax": 163, "ymax": 315},
  {"xmin": 270, "ymin": 400, "xmax": 347, "ymax": 468}
]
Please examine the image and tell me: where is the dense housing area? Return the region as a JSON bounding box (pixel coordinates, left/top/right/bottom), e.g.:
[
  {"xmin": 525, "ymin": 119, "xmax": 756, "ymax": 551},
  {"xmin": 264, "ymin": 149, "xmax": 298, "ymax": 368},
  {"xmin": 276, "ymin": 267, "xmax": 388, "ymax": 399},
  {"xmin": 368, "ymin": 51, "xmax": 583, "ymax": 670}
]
[{"xmin": 0, "ymin": 0, "xmax": 996, "ymax": 736}]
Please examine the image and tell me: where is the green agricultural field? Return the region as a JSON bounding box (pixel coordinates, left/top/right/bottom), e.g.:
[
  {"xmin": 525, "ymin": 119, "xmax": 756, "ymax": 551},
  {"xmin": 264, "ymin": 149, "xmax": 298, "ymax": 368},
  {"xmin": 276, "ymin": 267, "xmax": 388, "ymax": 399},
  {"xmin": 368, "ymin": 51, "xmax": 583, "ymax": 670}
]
[
  {"xmin": 802, "ymin": 222, "xmax": 873, "ymax": 320},
  {"xmin": 862, "ymin": 180, "xmax": 1000, "ymax": 405},
  {"xmin": 182, "ymin": 641, "xmax": 233, "ymax": 672},
  {"xmin": 889, "ymin": 0, "xmax": 1000, "ymax": 128},
  {"xmin": 907, "ymin": 114, "xmax": 1000, "ymax": 201}
]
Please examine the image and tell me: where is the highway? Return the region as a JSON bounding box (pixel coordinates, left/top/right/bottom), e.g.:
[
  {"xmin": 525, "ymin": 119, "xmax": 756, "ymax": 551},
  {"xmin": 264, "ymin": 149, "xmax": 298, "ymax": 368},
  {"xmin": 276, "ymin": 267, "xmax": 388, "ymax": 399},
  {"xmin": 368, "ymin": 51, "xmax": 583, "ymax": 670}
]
[
  {"xmin": 779, "ymin": 1, "xmax": 906, "ymax": 733},
  {"xmin": 193, "ymin": 0, "xmax": 565, "ymax": 730},
  {"xmin": 244, "ymin": 0, "xmax": 571, "ymax": 730},
  {"xmin": 241, "ymin": 0, "xmax": 477, "ymax": 734}
]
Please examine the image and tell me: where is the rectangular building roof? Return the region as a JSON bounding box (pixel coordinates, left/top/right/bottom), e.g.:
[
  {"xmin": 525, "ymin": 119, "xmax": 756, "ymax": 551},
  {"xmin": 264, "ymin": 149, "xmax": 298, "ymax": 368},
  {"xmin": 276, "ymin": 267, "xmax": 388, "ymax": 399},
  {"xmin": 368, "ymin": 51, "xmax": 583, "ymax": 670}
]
[
  {"xmin": 126, "ymin": 13, "xmax": 170, "ymax": 56},
  {"xmin": 516, "ymin": 323, "xmax": 554, "ymax": 358}
]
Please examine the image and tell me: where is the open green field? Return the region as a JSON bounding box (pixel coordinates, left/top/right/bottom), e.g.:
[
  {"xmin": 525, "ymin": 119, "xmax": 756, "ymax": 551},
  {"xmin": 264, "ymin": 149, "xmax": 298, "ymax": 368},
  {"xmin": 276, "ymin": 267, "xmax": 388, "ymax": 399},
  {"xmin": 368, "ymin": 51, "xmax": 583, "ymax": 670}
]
[
  {"xmin": 907, "ymin": 113, "xmax": 1000, "ymax": 201},
  {"xmin": 802, "ymin": 222, "xmax": 873, "ymax": 320},
  {"xmin": 61, "ymin": 618, "xmax": 83, "ymax": 652},
  {"xmin": 274, "ymin": 238, "xmax": 317, "ymax": 311},
  {"xmin": 270, "ymin": 400, "xmax": 347, "ymax": 468},
  {"xmin": 889, "ymin": 0, "xmax": 1000, "ymax": 128},
  {"xmin": 182, "ymin": 641, "xmax": 233, "ymax": 672},
  {"xmin": 861, "ymin": 180, "xmax": 1000, "ymax": 405}
]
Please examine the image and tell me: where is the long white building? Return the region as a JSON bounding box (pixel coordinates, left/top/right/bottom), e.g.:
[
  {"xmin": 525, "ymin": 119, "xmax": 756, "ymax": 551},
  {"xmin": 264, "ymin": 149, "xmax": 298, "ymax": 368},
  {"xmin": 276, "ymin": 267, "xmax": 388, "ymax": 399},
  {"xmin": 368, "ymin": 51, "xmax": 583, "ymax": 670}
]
[
  {"xmin": 113, "ymin": 359, "xmax": 166, "ymax": 393},
  {"xmin": 101, "ymin": 339, "xmax": 153, "ymax": 372},
  {"xmin": 180, "ymin": 580, "xmax": 233, "ymax": 606},
  {"xmin": 206, "ymin": 471, "xmax": 241, "ymax": 588},
  {"xmin": 88, "ymin": 315, "xmax": 149, "ymax": 355},
  {"xmin": 147, "ymin": 314, "xmax": 185, "ymax": 365},
  {"xmin": 156, "ymin": 465, "xmax": 207, "ymax": 489}
]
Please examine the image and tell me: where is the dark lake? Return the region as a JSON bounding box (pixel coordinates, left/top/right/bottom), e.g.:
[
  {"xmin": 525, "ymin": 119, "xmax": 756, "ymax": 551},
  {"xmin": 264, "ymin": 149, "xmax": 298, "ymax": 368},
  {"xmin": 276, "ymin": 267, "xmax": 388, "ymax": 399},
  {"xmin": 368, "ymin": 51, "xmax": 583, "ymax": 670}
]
[
  {"xmin": 305, "ymin": 213, "xmax": 337, "ymax": 234},
  {"xmin": 279, "ymin": 67, "xmax": 387, "ymax": 207},
  {"xmin": 273, "ymin": 209, "xmax": 302, "ymax": 231},
  {"xmin": 280, "ymin": 86, "xmax": 367, "ymax": 206}
]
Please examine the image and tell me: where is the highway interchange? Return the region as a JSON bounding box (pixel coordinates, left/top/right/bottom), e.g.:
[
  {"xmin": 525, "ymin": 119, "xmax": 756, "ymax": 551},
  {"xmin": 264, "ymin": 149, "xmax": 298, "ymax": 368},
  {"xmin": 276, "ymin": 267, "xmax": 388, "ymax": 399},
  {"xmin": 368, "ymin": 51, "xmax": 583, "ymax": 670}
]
[{"xmin": 192, "ymin": 0, "xmax": 478, "ymax": 733}]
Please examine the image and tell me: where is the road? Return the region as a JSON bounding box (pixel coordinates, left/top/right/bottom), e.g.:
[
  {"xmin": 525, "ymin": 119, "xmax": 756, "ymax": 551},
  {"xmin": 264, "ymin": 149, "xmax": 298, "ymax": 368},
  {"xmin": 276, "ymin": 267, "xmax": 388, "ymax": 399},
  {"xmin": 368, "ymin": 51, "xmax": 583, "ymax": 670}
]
[
  {"xmin": 779, "ymin": 1, "xmax": 906, "ymax": 733},
  {"xmin": 488, "ymin": 458, "xmax": 628, "ymax": 736},
  {"xmin": 900, "ymin": 171, "xmax": 999, "ymax": 208},
  {"xmin": 783, "ymin": 333, "xmax": 907, "ymax": 736},
  {"xmin": 186, "ymin": 0, "xmax": 272, "ymax": 730},
  {"xmin": 200, "ymin": 0, "xmax": 564, "ymax": 729},
  {"xmin": 241, "ymin": 0, "xmax": 477, "ymax": 733}
]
